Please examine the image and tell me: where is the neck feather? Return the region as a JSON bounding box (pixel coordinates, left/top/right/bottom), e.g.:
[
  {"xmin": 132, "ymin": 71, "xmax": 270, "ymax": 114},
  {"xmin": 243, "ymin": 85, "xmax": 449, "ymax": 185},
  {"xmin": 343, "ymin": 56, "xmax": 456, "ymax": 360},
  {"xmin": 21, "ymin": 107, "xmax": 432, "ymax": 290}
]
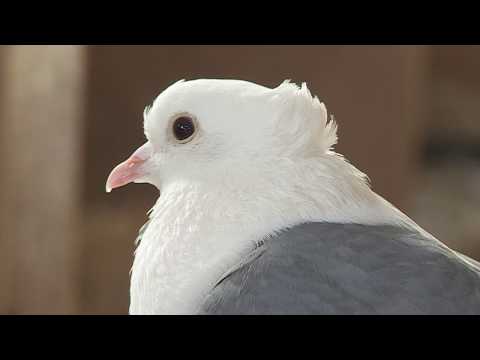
[{"xmin": 130, "ymin": 152, "xmax": 421, "ymax": 314}]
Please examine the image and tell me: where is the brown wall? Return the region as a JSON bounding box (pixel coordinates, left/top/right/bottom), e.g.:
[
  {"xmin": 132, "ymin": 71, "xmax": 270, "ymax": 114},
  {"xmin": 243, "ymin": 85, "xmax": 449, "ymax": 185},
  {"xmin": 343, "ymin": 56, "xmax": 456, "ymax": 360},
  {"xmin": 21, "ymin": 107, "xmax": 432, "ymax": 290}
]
[{"xmin": 0, "ymin": 46, "xmax": 86, "ymax": 313}]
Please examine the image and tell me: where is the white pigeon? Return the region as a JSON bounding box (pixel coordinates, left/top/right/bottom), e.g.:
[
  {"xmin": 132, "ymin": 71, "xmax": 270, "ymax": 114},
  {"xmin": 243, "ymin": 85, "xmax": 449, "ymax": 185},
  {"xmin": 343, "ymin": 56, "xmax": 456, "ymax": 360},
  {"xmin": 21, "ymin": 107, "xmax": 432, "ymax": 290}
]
[{"xmin": 106, "ymin": 79, "xmax": 480, "ymax": 315}]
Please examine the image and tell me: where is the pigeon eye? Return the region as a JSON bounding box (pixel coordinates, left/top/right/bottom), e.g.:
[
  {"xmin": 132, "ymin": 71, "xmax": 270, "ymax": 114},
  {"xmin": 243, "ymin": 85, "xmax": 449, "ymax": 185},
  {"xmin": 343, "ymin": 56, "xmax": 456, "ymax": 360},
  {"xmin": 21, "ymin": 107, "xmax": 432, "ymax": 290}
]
[{"xmin": 172, "ymin": 115, "xmax": 197, "ymax": 143}]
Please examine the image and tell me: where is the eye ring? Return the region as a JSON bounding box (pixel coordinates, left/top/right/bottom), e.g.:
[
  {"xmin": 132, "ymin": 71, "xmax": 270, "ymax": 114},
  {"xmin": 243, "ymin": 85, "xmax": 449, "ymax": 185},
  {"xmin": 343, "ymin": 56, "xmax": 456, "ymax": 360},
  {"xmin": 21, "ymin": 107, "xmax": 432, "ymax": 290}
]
[{"xmin": 169, "ymin": 113, "xmax": 198, "ymax": 144}]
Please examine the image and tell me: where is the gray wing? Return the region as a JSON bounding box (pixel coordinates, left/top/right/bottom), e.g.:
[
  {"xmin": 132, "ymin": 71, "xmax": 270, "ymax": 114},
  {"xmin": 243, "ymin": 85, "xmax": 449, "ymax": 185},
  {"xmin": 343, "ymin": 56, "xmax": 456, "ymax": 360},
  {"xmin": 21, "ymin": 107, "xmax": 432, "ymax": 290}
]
[
  {"xmin": 198, "ymin": 222, "xmax": 480, "ymax": 314},
  {"xmin": 455, "ymin": 252, "xmax": 480, "ymax": 269}
]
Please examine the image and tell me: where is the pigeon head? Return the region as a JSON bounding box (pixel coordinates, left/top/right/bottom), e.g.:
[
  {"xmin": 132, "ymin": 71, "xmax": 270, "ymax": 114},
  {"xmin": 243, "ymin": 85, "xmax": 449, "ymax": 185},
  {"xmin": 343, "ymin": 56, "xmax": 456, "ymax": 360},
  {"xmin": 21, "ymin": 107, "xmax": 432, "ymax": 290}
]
[{"xmin": 106, "ymin": 79, "xmax": 338, "ymax": 193}]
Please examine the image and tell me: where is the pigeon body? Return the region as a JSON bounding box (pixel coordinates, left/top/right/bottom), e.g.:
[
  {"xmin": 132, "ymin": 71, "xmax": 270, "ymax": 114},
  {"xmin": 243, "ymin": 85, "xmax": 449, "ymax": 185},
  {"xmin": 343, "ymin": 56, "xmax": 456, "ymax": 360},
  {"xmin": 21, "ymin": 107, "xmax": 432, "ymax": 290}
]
[
  {"xmin": 199, "ymin": 222, "xmax": 480, "ymax": 314},
  {"xmin": 106, "ymin": 79, "xmax": 480, "ymax": 314}
]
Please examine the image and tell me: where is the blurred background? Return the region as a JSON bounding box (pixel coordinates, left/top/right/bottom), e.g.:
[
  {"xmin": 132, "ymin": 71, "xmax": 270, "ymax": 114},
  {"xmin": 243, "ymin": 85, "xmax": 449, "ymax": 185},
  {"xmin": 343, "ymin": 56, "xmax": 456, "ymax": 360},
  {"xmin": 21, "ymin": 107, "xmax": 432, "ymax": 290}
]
[{"xmin": 0, "ymin": 45, "xmax": 479, "ymax": 314}]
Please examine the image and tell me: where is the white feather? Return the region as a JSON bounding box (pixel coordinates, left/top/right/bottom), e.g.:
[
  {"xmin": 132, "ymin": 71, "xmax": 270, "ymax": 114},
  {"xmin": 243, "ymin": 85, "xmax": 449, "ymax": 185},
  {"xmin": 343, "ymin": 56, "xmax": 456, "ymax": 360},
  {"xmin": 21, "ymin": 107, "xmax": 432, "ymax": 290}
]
[{"xmin": 130, "ymin": 78, "xmax": 432, "ymax": 314}]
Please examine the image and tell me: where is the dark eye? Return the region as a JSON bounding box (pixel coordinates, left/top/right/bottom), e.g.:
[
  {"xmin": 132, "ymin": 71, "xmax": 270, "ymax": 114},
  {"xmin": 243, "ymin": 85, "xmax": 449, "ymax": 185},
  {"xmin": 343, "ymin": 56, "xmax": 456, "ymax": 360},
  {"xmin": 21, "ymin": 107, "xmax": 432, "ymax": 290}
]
[{"xmin": 172, "ymin": 115, "xmax": 196, "ymax": 142}]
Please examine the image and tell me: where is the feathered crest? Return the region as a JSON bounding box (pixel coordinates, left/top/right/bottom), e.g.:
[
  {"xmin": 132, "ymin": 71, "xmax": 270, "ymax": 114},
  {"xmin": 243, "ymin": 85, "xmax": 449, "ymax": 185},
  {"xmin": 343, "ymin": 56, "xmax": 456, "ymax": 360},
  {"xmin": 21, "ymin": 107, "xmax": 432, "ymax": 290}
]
[{"xmin": 272, "ymin": 80, "xmax": 338, "ymax": 155}]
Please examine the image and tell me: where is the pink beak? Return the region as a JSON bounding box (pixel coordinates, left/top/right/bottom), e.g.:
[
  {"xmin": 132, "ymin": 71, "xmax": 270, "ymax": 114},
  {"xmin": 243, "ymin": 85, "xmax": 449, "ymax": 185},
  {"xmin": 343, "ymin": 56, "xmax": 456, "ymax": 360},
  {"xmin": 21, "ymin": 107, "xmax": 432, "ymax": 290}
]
[{"xmin": 106, "ymin": 142, "xmax": 153, "ymax": 193}]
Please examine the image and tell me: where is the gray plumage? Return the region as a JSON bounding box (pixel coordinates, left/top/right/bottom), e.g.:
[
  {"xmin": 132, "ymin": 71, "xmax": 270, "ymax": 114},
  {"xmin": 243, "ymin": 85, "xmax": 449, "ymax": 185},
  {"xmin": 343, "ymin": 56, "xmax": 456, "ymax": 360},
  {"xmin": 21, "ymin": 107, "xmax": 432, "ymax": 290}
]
[{"xmin": 198, "ymin": 222, "xmax": 480, "ymax": 314}]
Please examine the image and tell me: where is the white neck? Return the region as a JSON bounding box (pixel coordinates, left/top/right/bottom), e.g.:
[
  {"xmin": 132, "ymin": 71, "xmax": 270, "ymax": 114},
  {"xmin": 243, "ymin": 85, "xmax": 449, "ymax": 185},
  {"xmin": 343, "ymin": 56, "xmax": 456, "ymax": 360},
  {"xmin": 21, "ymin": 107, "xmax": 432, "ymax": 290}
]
[{"xmin": 129, "ymin": 152, "xmax": 417, "ymax": 314}]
